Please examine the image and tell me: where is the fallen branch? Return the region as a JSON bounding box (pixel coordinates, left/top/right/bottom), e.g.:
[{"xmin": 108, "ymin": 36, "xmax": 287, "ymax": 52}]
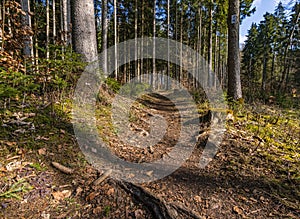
[
  {"xmin": 93, "ymin": 169, "xmax": 112, "ymax": 186},
  {"xmin": 52, "ymin": 162, "xmax": 73, "ymax": 174}
]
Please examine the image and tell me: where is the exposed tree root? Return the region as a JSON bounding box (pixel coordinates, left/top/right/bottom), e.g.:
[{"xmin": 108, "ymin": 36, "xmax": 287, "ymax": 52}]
[{"xmin": 116, "ymin": 180, "xmax": 204, "ymax": 219}]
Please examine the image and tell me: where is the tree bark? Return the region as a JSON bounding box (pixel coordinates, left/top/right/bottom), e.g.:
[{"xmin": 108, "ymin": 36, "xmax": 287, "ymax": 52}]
[
  {"xmin": 21, "ymin": 0, "xmax": 33, "ymax": 58},
  {"xmin": 208, "ymin": 0, "xmax": 213, "ymax": 87},
  {"xmin": 227, "ymin": 0, "xmax": 242, "ymax": 100},
  {"xmin": 102, "ymin": 0, "xmax": 108, "ymax": 72},
  {"xmin": 167, "ymin": 0, "xmax": 170, "ymax": 89},
  {"xmin": 53, "ymin": 0, "xmax": 56, "ymax": 44},
  {"xmin": 71, "ymin": 0, "xmax": 98, "ymax": 63},
  {"xmin": 114, "ymin": 0, "xmax": 118, "ymax": 79},
  {"xmin": 152, "ymin": 0, "xmax": 156, "ymax": 88},
  {"xmin": 46, "ymin": 0, "xmax": 50, "ymax": 59}
]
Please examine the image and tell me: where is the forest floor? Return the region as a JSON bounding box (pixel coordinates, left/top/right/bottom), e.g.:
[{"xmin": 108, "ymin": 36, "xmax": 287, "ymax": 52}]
[{"xmin": 0, "ymin": 89, "xmax": 299, "ymax": 218}]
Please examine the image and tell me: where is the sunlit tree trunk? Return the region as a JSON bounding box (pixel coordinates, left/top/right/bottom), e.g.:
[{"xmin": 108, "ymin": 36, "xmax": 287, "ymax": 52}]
[
  {"xmin": 21, "ymin": 0, "xmax": 33, "ymax": 58},
  {"xmin": 140, "ymin": 1, "xmax": 144, "ymax": 79},
  {"xmin": 208, "ymin": 0, "xmax": 213, "ymax": 87},
  {"xmin": 179, "ymin": 6, "xmax": 183, "ymax": 84},
  {"xmin": 62, "ymin": 0, "xmax": 68, "ymax": 45},
  {"xmin": 114, "ymin": 0, "xmax": 118, "ymax": 79},
  {"xmin": 227, "ymin": 0, "xmax": 242, "ymax": 100},
  {"xmin": 166, "ymin": 0, "xmax": 170, "ymax": 89},
  {"xmin": 53, "ymin": 0, "xmax": 56, "ymax": 44},
  {"xmin": 152, "ymin": 0, "xmax": 156, "ymax": 88},
  {"xmin": 71, "ymin": 0, "xmax": 98, "ymax": 62},
  {"xmin": 0, "ymin": 1, "xmax": 3, "ymax": 51},
  {"xmin": 46, "ymin": 0, "xmax": 50, "ymax": 59},
  {"xmin": 102, "ymin": 0, "xmax": 108, "ymax": 72}
]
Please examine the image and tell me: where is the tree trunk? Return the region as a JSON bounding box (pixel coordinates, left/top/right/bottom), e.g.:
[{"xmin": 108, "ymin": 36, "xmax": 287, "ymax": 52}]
[
  {"xmin": 67, "ymin": 0, "xmax": 71, "ymax": 45},
  {"xmin": 208, "ymin": 0, "xmax": 213, "ymax": 87},
  {"xmin": 152, "ymin": 0, "xmax": 156, "ymax": 88},
  {"xmin": 53, "ymin": 0, "xmax": 56, "ymax": 44},
  {"xmin": 134, "ymin": 0, "xmax": 138, "ymax": 81},
  {"xmin": 0, "ymin": 1, "xmax": 3, "ymax": 51},
  {"xmin": 102, "ymin": 0, "xmax": 108, "ymax": 72},
  {"xmin": 227, "ymin": 0, "xmax": 242, "ymax": 100},
  {"xmin": 179, "ymin": 6, "xmax": 183, "ymax": 84},
  {"xmin": 166, "ymin": 0, "xmax": 170, "ymax": 89},
  {"xmin": 46, "ymin": 0, "xmax": 50, "ymax": 59},
  {"xmin": 261, "ymin": 41, "xmax": 268, "ymax": 93},
  {"xmin": 21, "ymin": 0, "xmax": 33, "ymax": 58},
  {"xmin": 114, "ymin": 0, "xmax": 118, "ymax": 79},
  {"xmin": 62, "ymin": 0, "xmax": 68, "ymax": 45},
  {"xmin": 71, "ymin": 0, "xmax": 98, "ymax": 62},
  {"xmin": 141, "ymin": 1, "xmax": 144, "ymax": 80}
]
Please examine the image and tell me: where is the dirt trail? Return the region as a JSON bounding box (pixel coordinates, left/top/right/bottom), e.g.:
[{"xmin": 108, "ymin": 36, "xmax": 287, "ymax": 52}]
[{"xmin": 1, "ymin": 92, "xmax": 299, "ymax": 218}]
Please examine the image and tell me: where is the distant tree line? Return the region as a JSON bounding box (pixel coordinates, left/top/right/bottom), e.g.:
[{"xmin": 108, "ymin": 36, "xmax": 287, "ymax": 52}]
[
  {"xmin": 242, "ymin": 1, "xmax": 300, "ymax": 100},
  {"xmin": 3, "ymin": 0, "xmax": 298, "ymax": 103}
]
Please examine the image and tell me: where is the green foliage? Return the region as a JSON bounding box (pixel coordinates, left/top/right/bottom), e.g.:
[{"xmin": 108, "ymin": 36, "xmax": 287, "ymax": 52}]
[
  {"xmin": 0, "ymin": 68, "xmax": 39, "ymax": 99},
  {"xmin": 104, "ymin": 206, "xmax": 111, "ymax": 217},
  {"xmin": 119, "ymin": 82, "xmax": 150, "ymax": 97},
  {"xmin": 36, "ymin": 45, "xmax": 85, "ymax": 95},
  {"xmin": 0, "ymin": 179, "xmax": 33, "ymax": 200},
  {"xmin": 236, "ymin": 106, "xmax": 300, "ymax": 181},
  {"xmin": 190, "ymin": 89, "xmax": 207, "ymax": 104},
  {"xmin": 105, "ymin": 77, "xmax": 121, "ymax": 93},
  {"xmin": 0, "ymin": 45, "xmax": 85, "ymax": 102},
  {"xmin": 29, "ymin": 163, "xmax": 46, "ymax": 171}
]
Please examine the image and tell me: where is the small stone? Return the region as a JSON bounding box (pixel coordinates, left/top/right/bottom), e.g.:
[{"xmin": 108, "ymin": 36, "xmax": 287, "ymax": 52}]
[
  {"xmin": 233, "ymin": 206, "xmax": 243, "ymax": 215},
  {"xmin": 93, "ymin": 207, "xmax": 102, "ymax": 215},
  {"xmin": 194, "ymin": 195, "xmax": 202, "ymax": 203}
]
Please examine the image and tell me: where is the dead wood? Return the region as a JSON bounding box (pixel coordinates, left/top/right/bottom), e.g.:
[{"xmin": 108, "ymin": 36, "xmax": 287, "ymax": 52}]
[
  {"xmin": 52, "ymin": 162, "xmax": 73, "ymax": 174},
  {"xmin": 116, "ymin": 180, "xmax": 203, "ymax": 219},
  {"xmin": 93, "ymin": 169, "xmax": 112, "ymax": 186}
]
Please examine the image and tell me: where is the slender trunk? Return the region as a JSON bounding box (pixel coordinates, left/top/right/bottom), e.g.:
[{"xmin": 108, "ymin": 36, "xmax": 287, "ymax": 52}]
[
  {"xmin": 174, "ymin": 0, "xmax": 178, "ymax": 81},
  {"xmin": 208, "ymin": 0, "xmax": 213, "ymax": 87},
  {"xmin": 62, "ymin": 0, "xmax": 68, "ymax": 45},
  {"xmin": 7, "ymin": 6, "xmax": 12, "ymax": 36},
  {"xmin": 218, "ymin": 33, "xmax": 222, "ymax": 87},
  {"xmin": 114, "ymin": 0, "xmax": 118, "ymax": 79},
  {"xmin": 270, "ymin": 53, "xmax": 275, "ymax": 91},
  {"xmin": 261, "ymin": 45, "xmax": 268, "ymax": 93},
  {"xmin": 102, "ymin": 0, "xmax": 108, "ymax": 72},
  {"xmin": 227, "ymin": 0, "xmax": 242, "ymax": 100},
  {"xmin": 67, "ymin": 0, "xmax": 71, "ymax": 45},
  {"xmin": 152, "ymin": 0, "xmax": 156, "ymax": 88},
  {"xmin": 180, "ymin": 6, "xmax": 183, "ymax": 84},
  {"xmin": 167, "ymin": 0, "xmax": 170, "ymax": 89},
  {"xmin": 214, "ymin": 24, "xmax": 218, "ymax": 87},
  {"xmin": 134, "ymin": 0, "xmax": 138, "ymax": 81},
  {"xmin": 53, "ymin": 0, "xmax": 56, "ymax": 44},
  {"xmin": 198, "ymin": 4, "xmax": 202, "ymax": 56},
  {"xmin": 21, "ymin": 0, "xmax": 33, "ymax": 58},
  {"xmin": 46, "ymin": 0, "xmax": 50, "ymax": 59},
  {"xmin": 141, "ymin": 2, "xmax": 144, "ymax": 79},
  {"xmin": 34, "ymin": 1, "xmax": 39, "ymax": 70},
  {"xmin": 0, "ymin": 0, "xmax": 4, "ymax": 51}
]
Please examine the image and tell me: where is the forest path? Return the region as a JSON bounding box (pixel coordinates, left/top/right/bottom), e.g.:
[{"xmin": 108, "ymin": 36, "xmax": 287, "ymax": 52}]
[{"xmin": 0, "ymin": 92, "xmax": 299, "ymax": 218}]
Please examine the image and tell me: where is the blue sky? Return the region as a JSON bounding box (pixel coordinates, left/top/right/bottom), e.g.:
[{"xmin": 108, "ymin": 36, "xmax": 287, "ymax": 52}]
[{"xmin": 240, "ymin": 0, "xmax": 291, "ymax": 43}]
